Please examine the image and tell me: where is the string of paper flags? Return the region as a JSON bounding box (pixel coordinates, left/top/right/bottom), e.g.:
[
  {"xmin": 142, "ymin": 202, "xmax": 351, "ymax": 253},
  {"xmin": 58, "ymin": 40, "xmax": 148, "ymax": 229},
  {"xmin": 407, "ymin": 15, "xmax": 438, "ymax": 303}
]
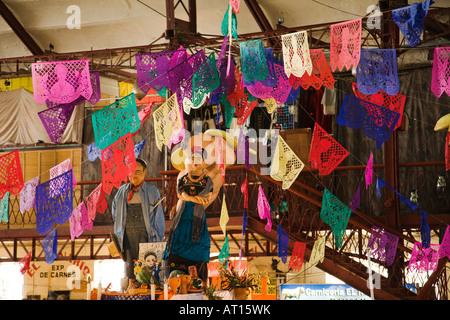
[{"xmin": 1, "ymin": 0, "xmax": 448, "ymax": 273}]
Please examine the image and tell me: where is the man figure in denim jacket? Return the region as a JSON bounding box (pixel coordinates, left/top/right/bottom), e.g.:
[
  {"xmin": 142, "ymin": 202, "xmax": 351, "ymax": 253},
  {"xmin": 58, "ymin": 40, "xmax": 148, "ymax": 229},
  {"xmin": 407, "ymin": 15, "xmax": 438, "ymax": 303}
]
[{"xmin": 112, "ymin": 158, "xmax": 165, "ymax": 289}]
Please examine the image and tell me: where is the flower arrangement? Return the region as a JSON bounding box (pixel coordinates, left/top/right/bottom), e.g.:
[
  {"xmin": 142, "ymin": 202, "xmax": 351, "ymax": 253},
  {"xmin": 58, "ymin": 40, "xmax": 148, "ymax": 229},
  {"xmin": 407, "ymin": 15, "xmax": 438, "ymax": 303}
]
[{"xmin": 219, "ymin": 266, "xmax": 259, "ymax": 291}]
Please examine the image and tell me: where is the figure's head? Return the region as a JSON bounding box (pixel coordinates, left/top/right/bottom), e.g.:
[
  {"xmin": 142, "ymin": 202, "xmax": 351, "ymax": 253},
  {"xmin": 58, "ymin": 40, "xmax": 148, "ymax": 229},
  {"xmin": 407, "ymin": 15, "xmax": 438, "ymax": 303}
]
[
  {"xmin": 144, "ymin": 251, "xmax": 157, "ymax": 267},
  {"xmin": 54, "ymin": 63, "xmax": 68, "ymax": 77},
  {"xmin": 131, "ymin": 158, "xmax": 147, "ymax": 186},
  {"xmin": 185, "ymin": 146, "xmax": 208, "ymax": 173}
]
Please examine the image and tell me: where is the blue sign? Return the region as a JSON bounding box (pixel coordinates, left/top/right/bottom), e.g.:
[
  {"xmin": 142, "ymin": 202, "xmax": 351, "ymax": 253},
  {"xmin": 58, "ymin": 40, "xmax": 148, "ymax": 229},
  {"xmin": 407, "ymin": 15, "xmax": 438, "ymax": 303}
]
[{"xmin": 280, "ymin": 284, "xmax": 371, "ymax": 300}]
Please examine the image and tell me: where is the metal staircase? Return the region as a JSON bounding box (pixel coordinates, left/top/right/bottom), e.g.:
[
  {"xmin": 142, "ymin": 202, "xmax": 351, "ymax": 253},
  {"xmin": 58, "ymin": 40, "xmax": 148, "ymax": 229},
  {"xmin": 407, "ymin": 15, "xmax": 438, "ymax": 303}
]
[{"xmin": 0, "ymin": 164, "xmax": 449, "ymax": 300}]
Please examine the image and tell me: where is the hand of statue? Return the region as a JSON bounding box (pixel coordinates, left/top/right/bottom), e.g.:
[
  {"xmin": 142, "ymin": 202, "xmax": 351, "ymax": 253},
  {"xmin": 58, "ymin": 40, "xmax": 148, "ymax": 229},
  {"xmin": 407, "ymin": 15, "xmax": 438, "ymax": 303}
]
[{"xmin": 179, "ymin": 192, "xmax": 211, "ymax": 205}]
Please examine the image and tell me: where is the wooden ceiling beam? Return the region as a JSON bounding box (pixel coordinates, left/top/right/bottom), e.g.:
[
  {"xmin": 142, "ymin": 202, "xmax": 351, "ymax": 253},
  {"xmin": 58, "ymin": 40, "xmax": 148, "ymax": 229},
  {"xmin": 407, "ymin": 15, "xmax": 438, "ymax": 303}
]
[{"xmin": 0, "ymin": 0, "xmax": 43, "ymax": 55}]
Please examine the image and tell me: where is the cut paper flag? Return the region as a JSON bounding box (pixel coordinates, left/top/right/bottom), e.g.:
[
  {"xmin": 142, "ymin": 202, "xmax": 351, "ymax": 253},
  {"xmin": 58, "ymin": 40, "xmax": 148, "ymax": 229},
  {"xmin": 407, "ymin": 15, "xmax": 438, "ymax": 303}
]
[
  {"xmin": 309, "ymin": 236, "xmax": 325, "ymax": 267},
  {"xmin": 337, "ymin": 94, "xmax": 400, "ymax": 149},
  {"xmin": 91, "ymin": 93, "xmax": 141, "ymax": 150},
  {"xmin": 264, "ymin": 97, "xmax": 278, "ymax": 114},
  {"xmin": 367, "ymin": 225, "xmax": 399, "ymax": 266},
  {"xmin": 221, "ymin": 5, "xmax": 238, "ymax": 41},
  {"xmin": 230, "ymin": 0, "xmax": 240, "ymax": 13},
  {"xmin": 242, "ymin": 210, "xmax": 247, "ymax": 236},
  {"xmin": 221, "ymin": 4, "xmax": 238, "ymax": 77},
  {"xmin": 356, "ymin": 49, "xmax": 400, "ymax": 96},
  {"xmin": 376, "ymin": 177, "xmax": 431, "ymax": 248},
  {"xmin": 101, "ymin": 133, "xmax": 136, "ymax": 195},
  {"xmin": 320, "ymin": 189, "xmax": 351, "ymax": 249},
  {"xmin": 226, "ymin": 63, "xmax": 244, "ymax": 107},
  {"xmin": 0, "ymin": 150, "xmax": 24, "ymax": 200},
  {"xmin": 50, "ymin": 158, "xmax": 77, "ymax": 187},
  {"xmin": 19, "ymin": 251, "xmax": 32, "ymax": 275},
  {"xmin": 270, "ymin": 135, "xmax": 305, "ymax": 190},
  {"xmin": 350, "ymin": 184, "xmax": 360, "ymax": 212},
  {"xmin": 236, "ymin": 129, "xmax": 251, "ymax": 169},
  {"xmin": 192, "ymin": 52, "xmax": 220, "ymax": 109},
  {"xmin": 447, "ymin": 132, "xmax": 450, "ymax": 172},
  {"xmin": 87, "ymin": 71, "xmax": 101, "ymax": 105},
  {"xmin": 0, "ymin": 192, "xmax": 9, "ymax": 223},
  {"xmin": 135, "ymin": 49, "xmax": 181, "ymax": 95},
  {"xmin": 218, "ymin": 235, "xmax": 230, "ymax": 266},
  {"xmin": 132, "ymin": 102, "xmax": 155, "ymax": 137},
  {"xmin": 364, "ymin": 153, "xmax": 373, "ymax": 189},
  {"xmin": 36, "ymin": 170, "xmax": 73, "ymax": 235},
  {"xmin": 281, "ymin": 30, "xmax": 313, "ymax": 78},
  {"xmin": 85, "ymin": 183, "xmax": 108, "ymax": 221},
  {"xmin": 408, "ymin": 242, "xmax": 440, "ymax": 273},
  {"xmin": 136, "ymin": 103, "xmax": 154, "ymax": 128},
  {"xmin": 297, "ymin": 49, "xmax": 335, "ymax": 90},
  {"xmin": 20, "ymin": 177, "xmax": 40, "ymax": 214},
  {"xmin": 285, "ymin": 84, "xmax": 301, "ymax": 104},
  {"xmin": 234, "ymin": 93, "xmax": 258, "ymax": 125},
  {"xmin": 419, "ymin": 208, "xmax": 431, "ymax": 248},
  {"xmin": 227, "ymin": 81, "xmax": 259, "ymax": 125},
  {"xmin": 175, "ymin": 50, "xmax": 207, "ymax": 114},
  {"xmin": 240, "ymin": 39, "xmax": 269, "ymax": 85},
  {"xmin": 330, "ymin": 19, "xmax": 362, "ymax": 71},
  {"xmin": 87, "ymin": 142, "xmax": 102, "ymax": 162},
  {"xmin": 44, "ymin": 71, "xmax": 101, "ymax": 107},
  {"xmin": 289, "ymin": 241, "xmax": 306, "ymax": 272},
  {"xmin": 88, "ymin": 139, "xmax": 145, "ymax": 162},
  {"xmin": 134, "ymin": 139, "xmax": 146, "ymax": 158},
  {"xmin": 167, "ymin": 46, "xmax": 190, "ymax": 93},
  {"xmin": 211, "ymin": 36, "xmax": 236, "ymax": 105},
  {"xmin": 31, "ymin": 59, "xmax": 92, "ymax": 105},
  {"xmin": 243, "ymin": 48, "xmax": 278, "ymax": 88},
  {"xmin": 257, "ymin": 185, "xmax": 272, "ymax": 232},
  {"xmin": 352, "ymin": 83, "xmax": 406, "ymax": 130},
  {"xmin": 392, "ymin": 0, "xmax": 434, "ymax": 47},
  {"xmin": 38, "ymin": 104, "xmax": 76, "ymax": 144},
  {"xmin": 238, "ymin": 210, "xmax": 248, "ymax": 270},
  {"xmin": 438, "ymin": 225, "xmax": 450, "ymax": 259},
  {"xmin": 69, "ymin": 202, "xmax": 93, "ymax": 241},
  {"xmin": 222, "ymin": 94, "xmax": 235, "ymax": 128},
  {"xmin": 375, "ymin": 177, "xmax": 419, "ymax": 211},
  {"xmin": 241, "ymin": 177, "xmax": 248, "ymax": 209},
  {"xmin": 289, "ymin": 74, "xmax": 302, "ymax": 91},
  {"xmin": 309, "ymin": 123, "xmax": 349, "ymax": 175},
  {"xmin": 431, "ymin": 47, "xmax": 450, "ymax": 98},
  {"xmin": 277, "ymin": 224, "xmax": 289, "ymax": 264},
  {"xmin": 153, "ymin": 93, "xmax": 184, "ymax": 151},
  {"xmin": 43, "ymin": 228, "xmax": 58, "ymax": 264},
  {"xmin": 217, "ymin": 137, "xmax": 225, "ymax": 183},
  {"xmin": 245, "ymin": 61, "xmax": 292, "ymax": 104},
  {"xmin": 220, "ymin": 194, "xmax": 229, "ymax": 236}
]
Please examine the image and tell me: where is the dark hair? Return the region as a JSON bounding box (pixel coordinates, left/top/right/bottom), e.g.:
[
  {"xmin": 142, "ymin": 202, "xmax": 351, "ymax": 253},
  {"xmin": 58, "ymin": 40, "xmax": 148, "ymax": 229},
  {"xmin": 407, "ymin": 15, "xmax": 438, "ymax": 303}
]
[
  {"xmin": 144, "ymin": 251, "xmax": 156, "ymax": 259},
  {"xmin": 136, "ymin": 158, "xmax": 147, "ymax": 170},
  {"xmin": 191, "ymin": 146, "xmax": 207, "ymax": 160}
]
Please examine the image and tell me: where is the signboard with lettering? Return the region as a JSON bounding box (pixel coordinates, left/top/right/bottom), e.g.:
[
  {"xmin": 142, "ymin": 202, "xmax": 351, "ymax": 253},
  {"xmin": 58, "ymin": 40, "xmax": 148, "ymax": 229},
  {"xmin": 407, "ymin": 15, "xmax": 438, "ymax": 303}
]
[
  {"xmin": 22, "ymin": 260, "xmax": 94, "ymax": 299},
  {"xmin": 280, "ymin": 284, "xmax": 371, "ymax": 300}
]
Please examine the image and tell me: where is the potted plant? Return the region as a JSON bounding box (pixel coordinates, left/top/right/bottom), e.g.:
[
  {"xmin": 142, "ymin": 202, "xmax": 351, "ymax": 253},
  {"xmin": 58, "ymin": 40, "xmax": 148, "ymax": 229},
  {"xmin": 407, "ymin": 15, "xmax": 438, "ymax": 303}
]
[
  {"xmin": 219, "ymin": 266, "xmax": 259, "ymax": 300},
  {"xmin": 204, "ymin": 284, "xmax": 223, "ymax": 300}
]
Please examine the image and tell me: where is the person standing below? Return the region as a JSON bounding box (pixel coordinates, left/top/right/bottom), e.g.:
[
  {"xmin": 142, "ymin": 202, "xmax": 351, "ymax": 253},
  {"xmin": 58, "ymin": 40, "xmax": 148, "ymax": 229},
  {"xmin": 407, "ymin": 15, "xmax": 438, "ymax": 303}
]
[{"xmin": 111, "ymin": 158, "xmax": 165, "ymax": 290}]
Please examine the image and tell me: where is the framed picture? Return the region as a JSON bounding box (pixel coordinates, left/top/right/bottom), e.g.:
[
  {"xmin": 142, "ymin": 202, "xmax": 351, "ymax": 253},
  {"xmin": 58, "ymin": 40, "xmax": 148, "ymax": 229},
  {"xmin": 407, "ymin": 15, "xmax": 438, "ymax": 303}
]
[{"xmin": 139, "ymin": 242, "xmax": 166, "ymax": 270}]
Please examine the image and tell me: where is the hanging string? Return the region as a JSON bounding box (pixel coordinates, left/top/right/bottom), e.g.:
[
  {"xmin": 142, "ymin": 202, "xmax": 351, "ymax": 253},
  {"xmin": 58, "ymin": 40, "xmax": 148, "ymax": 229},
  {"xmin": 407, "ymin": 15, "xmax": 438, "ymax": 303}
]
[{"xmin": 15, "ymin": 1, "xmax": 448, "ymax": 260}]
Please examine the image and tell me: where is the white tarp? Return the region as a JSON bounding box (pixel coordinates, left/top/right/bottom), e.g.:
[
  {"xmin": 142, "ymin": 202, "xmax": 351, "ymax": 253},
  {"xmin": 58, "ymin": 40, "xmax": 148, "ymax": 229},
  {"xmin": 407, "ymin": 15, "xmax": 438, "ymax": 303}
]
[{"xmin": 0, "ymin": 88, "xmax": 83, "ymax": 145}]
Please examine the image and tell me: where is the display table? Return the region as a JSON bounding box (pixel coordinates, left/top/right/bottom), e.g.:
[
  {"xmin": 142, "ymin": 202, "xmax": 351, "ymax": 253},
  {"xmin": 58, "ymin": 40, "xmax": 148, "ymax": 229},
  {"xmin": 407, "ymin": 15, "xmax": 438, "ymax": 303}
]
[
  {"xmin": 170, "ymin": 293, "xmax": 204, "ymax": 300},
  {"xmin": 100, "ymin": 291, "xmax": 162, "ymax": 300},
  {"xmin": 98, "ymin": 290, "xmax": 233, "ymax": 300}
]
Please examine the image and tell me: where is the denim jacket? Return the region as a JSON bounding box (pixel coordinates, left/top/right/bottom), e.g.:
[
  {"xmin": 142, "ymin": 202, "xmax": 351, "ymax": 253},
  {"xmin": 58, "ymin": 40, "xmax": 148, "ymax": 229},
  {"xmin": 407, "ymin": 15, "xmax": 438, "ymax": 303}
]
[{"xmin": 111, "ymin": 182, "xmax": 165, "ymax": 251}]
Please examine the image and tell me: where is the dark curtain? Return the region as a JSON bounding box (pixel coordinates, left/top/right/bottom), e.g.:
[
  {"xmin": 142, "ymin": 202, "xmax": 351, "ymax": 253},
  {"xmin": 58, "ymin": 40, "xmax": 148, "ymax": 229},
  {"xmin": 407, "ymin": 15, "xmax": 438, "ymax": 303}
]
[{"xmin": 332, "ymin": 66, "xmax": 450, "ymax": 216}]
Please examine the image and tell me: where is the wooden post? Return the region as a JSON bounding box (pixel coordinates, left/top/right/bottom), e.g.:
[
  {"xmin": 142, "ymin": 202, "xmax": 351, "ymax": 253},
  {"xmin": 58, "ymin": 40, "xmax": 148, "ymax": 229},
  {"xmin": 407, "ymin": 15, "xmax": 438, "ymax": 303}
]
[{"xmin": 379, "ymin": 0, "xmax": 408, "ymax": 291}]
